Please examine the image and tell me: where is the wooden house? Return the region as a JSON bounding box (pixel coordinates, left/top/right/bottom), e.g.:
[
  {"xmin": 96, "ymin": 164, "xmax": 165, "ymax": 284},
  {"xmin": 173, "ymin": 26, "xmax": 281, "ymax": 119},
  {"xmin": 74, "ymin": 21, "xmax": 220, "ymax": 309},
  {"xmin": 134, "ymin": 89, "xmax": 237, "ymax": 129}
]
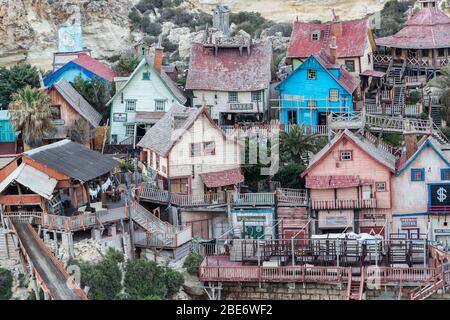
[
  {"xmin": 107, "ymin": 45, "xmax": 187, "ymax": 145},
  {"xmin": 185, "ymin": 38, "xmax": 272, "ymax": 125},
  {"xmin": 392, "ymin": 135, "xmax": 450, "ymax": 244},
  {"xmin": 275, "ymin": 49, "xmax": 357, "ymax": 129},
  {"xmin": 301, "ymin": 129, "xmax": 396, "ymax": 236},
  {"xmin": 46, "ymin": 79, "xmax": 102, "ymax": 148},
  {"xmin": 44, "ymin": 53, "xmax": 118, "ymax": 87}
]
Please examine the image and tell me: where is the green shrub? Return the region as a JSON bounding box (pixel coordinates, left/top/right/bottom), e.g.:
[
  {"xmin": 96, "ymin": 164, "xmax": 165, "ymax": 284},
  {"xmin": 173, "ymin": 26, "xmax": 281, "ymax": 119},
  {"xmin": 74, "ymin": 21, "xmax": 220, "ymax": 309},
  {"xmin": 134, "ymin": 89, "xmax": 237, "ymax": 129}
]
[
  {"xmin": 0, "ymin": 268, "xmax": 13, "ymax": 300},
  {"xmin": 124, "ymin": 259, "xmax": 168, "ymax": 299},
  {"xmin": 163, "ymin": 267, "xmax": 184, "ymax": 297},
  {"xmin": 0, "ymin": 63, "xmax": 40, "ymax": 107},
  {"xmin": 183, "ymin": 253, "xmax": 203, "ymax": 275}
]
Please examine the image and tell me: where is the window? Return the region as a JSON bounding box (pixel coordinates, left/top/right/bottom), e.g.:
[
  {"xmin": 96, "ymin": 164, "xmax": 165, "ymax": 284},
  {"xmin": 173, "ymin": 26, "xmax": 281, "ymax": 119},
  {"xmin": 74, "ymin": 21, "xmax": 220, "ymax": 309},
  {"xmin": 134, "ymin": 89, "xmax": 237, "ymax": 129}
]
[
  {"xmin": 155, "ymin": 99, "xmax": 166, "ymax": 111},
  {"xmin": 126, "ymin": 124, "xmax": 134, "ymax": 136},
  {"xmin": 228, "ymin": 91, "xmax": 238, "ymax": 102},
  {"xmin": 204, "ymin": 141, "xmax": 215, "ymax": 156},
  {"xmin": 142, "ymin": 72, "xmax": 150, "ymax": 80},
  {"xmin": 251, "ymin": 90, "xmax": 262, "ymax": 102},
  {"xmin": 307, "ymin": 100, "xmax": 317, "ymax": 109},
  {"xmin": 307, "ymin": 69, "xmax": 317, "ymax": 80},
  {"xmin": 367, "ymin": 53, "xmax": 371, "ymax": 63},
  {"xmin": 329, "ymin": 89, "xmax": 339, "ymax": 102},
  {"xmin": 376, "ymin": 182, "xmax": 386, "ymax": 192},
  {"xmin": 438, "ymin": 48, "xmax": 446, "ymax": 57},
  {"xmin": 170, "ymin": 178, "xmax": 189, "ymax": 194},
  {"xmin": 411, "ymin": 168, "xmax": 425, "ymax": 182},
  {"xmin": 126, "ymin": 100, "xmax": 136, "ymax": 112},
  {"xmin": 155, "ymin": 154, "xmax": 160, "ymax": 171},
  {"xmin": 311, "ymin": 30, "xmax": 320, "ymax": 41},
  {"xmin": 190, "ymin": 143, "xmax": 202, "ymax": 157},
  {"xmin": 111, "ymin": 134, "xmax": 118, "ymax": 144},
  {"xmin": 441, "ymin": 169, "xmax": 450, "ymax": 181},
  {"xmin": 422, "ymin": 49, "xmax": 429, "ymax": 57},
  {"xmin": 51, "ymin": 105, "xmax": 61, "ymax": 120},
  {"xmin": 339, "ymin": 150, "xmax": 353, "ymax": 161},
  {"xmin": 121, "ymin": 92, "xmax": 124, "ymax": 104},
  {"xmin": 149, "ymin": 150, "xmax": 153, "ymax": 167},
  {"xmin": 362, "ymin": 185, "xmax": 372, "ymax": 200},
  {"xmin": 345, "ymin": 60, "xmax": 355, "ymax": 72}
]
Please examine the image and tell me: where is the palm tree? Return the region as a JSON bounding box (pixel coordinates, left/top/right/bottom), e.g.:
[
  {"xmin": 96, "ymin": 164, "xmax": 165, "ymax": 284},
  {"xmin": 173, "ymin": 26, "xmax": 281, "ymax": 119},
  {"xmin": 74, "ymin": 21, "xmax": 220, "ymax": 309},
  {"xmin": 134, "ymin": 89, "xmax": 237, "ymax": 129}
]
[
  {"xmin": 428, "ymin": 66, "xmax": 450, "ymax": 124},
  {"xmin": 280, "ymin": 125, "xmax": 326, "ymax": 163},
  {"xmin": 8, "ymin": 86, "xmax": 54, "ymax": 148}
]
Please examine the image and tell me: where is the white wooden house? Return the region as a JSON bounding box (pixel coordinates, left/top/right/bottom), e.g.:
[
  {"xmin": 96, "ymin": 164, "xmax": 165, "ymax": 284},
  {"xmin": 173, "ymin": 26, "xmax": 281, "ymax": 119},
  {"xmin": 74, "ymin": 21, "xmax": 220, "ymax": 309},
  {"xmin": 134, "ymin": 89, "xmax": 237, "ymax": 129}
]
[
  {"xmin": 107, "ymin": 46, "xmax": 186, "ymax": 145},
  {"xmin": 137, "ymin": 105, "xmax": 242, "ymax": 195}
]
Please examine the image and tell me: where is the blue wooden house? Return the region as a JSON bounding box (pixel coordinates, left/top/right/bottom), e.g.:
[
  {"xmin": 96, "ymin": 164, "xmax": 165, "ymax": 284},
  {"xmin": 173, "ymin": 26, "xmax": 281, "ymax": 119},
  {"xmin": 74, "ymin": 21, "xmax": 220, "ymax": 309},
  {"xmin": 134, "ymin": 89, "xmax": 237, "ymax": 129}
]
[
  {"xmin": 275, "ymin": 50, "xmax": 357, "ymax": 128},
  {"xmin": 44, "ymin": 54, "xmax": 117, "ymax": 87}
]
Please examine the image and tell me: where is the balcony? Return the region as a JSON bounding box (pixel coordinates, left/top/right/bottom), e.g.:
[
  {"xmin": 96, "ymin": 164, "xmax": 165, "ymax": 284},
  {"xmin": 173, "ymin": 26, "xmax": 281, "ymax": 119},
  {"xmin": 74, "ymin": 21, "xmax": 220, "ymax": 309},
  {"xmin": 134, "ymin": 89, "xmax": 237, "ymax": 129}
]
[
  {"xmin": 228, "ymin": 102, "xmax": 256, "ymax": 112},
  {"xmin": 311, "ymin": 199, "xmax": 377, "ymax": 210}
]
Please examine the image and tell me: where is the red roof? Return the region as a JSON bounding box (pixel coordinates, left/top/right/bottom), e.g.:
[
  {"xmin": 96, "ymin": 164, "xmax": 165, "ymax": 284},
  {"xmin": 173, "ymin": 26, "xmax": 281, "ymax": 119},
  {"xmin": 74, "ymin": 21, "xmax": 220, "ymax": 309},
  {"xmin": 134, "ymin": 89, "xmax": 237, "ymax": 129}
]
[
  {"xmin": 314, "ymin": 50, "xmax": 358, "ymax": 94},
  {"xmin": 72, "ymin": 54, "xmax": 118, "ymax": 82},
  {"xmin": 186, "ymin": 41, "xmax": 272, "ymax": 91},
  {"xmin": 287, "ymin": 18, "xmax": 369, "ymax": 59},
  {"xmin": 305, "ymin": 175, "xmax": 374, "ymax": 189},
  {"xmin": 376, "ymin": 8, "xmax": 450, "ymax": 49},
  {"xmin": 199, "ymin": 168, "xmax": 244, "ymax": 188}
]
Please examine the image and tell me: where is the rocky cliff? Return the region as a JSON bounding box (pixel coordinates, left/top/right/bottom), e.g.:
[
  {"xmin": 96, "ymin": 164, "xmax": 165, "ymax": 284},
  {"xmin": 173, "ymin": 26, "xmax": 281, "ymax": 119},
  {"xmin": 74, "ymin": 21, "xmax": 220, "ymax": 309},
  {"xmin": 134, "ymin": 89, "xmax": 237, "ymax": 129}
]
[{"xmin": 0, "ymin": 0, "xmax": 137, "ymax": 70}]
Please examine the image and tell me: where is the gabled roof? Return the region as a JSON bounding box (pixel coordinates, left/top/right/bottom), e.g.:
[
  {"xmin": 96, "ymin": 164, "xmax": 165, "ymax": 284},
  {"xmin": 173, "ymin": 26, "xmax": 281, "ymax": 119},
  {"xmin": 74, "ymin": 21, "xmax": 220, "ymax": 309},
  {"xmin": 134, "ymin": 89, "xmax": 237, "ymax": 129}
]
[
  {"xmin": 107, "ymin": 57, "xmax": 187, "ymax": 106},
  {"xmin": 51, "ymin": 79, "xmax": 102, "ymax": 127},
  {"xmin": 302, "ymin": 129, "xmax": 397, "ymax": 177},
  {"xmin": 287, "ymin": 18, "xmax": 370, "ymax": 59},
  {"xmin": 137, "ymin": 105, "xmax": 225, "ymax": 156},
  {"xmin": 276, "ymin": 50, "xmax": 357, "ymax": 94},
  {"xmin": 376, "ymin": 8, "xmax": 450, "ymax": 49},
  {"xmin": 396, "ymin": 136, "xmax": 450, "ymax": 176},
  {"xmin": 0, "ymin": 163, "xmax": 57, "ymax": 199},
  {"xmin": 185, "ymin": 41, "xmax": 272, "ymax": 92},
  {"xmin": 24, "ymin": 139, "xmax": 118, "ymax": 182},
  {"xmin": 72, "ymin": 54, "xmax": 118, "ymax": 82}
]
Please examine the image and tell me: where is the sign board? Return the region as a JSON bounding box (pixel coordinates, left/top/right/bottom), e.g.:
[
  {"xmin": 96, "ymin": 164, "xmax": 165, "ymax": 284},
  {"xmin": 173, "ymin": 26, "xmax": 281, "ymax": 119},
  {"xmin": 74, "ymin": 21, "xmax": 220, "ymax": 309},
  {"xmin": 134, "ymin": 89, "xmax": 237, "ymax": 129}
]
[
  {"xmin": 113, "ymin": 113, "xmax": 127, "ymax": 122},
  {"xmin": 318, "ymin": 210, "xmax": 353, "ymax": 229},
  {"xmin": 363, "ymin": 213, "xmax": 386, "ymax": 219},
  {"xmin": 231, "ymin": 208, "xmax": 274, "ymax": 239},
  {"xmin": 434, "ymin": 229, "xmax": 450, "ymax": 234},
  {"xmin": 58, "ymin": 25, "xmax": 84, "ymax": 53},
  {"xmin": 400, "ymin": 218, "xmax": 417, "ymax": 228},
  {"xmin": 429, "ymin": 184, "xmax": 450, "ymax": 206}
]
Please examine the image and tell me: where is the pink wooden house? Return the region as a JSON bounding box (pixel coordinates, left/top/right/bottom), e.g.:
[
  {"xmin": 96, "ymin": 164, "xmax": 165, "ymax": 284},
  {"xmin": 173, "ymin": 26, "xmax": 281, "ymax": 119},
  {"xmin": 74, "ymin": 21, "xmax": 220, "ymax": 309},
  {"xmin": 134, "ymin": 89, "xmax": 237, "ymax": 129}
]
[{"xmin": 301, "ymin": 129, "xmax": 396, "ymax": 236}]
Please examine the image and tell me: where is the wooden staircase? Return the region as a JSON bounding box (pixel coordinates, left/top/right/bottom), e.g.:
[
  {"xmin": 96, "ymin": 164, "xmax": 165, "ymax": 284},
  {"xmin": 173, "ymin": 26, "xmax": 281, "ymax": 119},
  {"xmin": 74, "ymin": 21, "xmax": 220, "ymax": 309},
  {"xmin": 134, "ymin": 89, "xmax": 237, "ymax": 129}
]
[
  {"xmin": 410, "ymin": 264, "xmax": 450, "ymax": 300},
  {"xmin": 346, "ymin": 267, "xmax": 366, "ymax": 300}
]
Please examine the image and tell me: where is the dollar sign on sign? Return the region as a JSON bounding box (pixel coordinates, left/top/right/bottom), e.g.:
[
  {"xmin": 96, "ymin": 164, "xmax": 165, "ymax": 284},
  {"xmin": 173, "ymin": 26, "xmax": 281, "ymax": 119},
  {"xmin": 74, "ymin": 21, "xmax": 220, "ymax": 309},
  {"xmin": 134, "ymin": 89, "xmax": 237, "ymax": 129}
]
[{"xmin": 437, "ymin": 187, "xmax": 447, "ymax": 203}]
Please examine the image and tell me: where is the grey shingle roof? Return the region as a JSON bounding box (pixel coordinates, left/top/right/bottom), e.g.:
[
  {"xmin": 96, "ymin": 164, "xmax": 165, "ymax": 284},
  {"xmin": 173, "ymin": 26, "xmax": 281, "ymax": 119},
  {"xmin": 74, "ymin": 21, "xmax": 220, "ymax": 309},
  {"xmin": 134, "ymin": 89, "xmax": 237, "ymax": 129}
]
[
  {"xmin": 25, "ymin": 139, "xmax": 118, "ymax": 182},
  {"xmin": 307, "ymin": 129, "xmax": 397, "ymax": 172},
  {"xmin": 52, "ymin": 79, "xmax": 102, "ymax": 127},
  {"xmin": 137, "ymin": 105, "xmax": 201, "ymax": 156}
]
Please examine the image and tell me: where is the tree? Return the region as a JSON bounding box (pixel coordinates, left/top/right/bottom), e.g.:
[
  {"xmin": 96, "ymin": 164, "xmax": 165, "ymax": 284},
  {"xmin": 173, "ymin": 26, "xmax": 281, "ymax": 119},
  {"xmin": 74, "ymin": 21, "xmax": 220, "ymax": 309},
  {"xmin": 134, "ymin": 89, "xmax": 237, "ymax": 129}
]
[
  {"xmin": 0, "ymin": 268, "xmax": 12, "ymax": 300},
  {"xmin": 67, "ymin": 118, "xmax": 92, "ymax": 145},
  {"xmin": 0, "ymin": 63, "xmax": 40, "ymax": 107},
  {"xmin": 79, "ymin": 248, "xmax": 124, "ymax": 300},
  {"xmin": 71, "ymin": 75, "xmax": 112, "ymax": 120},
  {"xmin": 183, "ymin": 253, "xmax": 203, "ymax": 275},
  {"xmin": 124, "ymin": 259, "xmax": 168, "ymax": 299},
  {"xmin": 113, "ymin": 51, "xmax": 140, "ymax": 77},
  {"xmin": 279, "ymin": 125, "xmax": 325, "ymax": 163},
  {"xmin": 375, "ymin": 0, "xmax": 415, "ymax": 37},
  {"xmin": 8, "ymin": 86, "xmax": 54, "ymax": 148}
]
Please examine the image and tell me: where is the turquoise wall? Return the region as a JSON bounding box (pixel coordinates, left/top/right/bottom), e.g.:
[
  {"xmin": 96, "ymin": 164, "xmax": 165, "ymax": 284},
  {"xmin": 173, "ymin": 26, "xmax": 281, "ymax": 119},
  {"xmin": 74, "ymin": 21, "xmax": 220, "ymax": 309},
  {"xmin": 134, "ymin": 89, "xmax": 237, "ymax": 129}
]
[
  {"xmin": 0, "ymin": 111, "xmax": 16, "ymax": 142},
  {"xmin": 276, "ymin": 56, "xmax": 353, "ymax": 127}
]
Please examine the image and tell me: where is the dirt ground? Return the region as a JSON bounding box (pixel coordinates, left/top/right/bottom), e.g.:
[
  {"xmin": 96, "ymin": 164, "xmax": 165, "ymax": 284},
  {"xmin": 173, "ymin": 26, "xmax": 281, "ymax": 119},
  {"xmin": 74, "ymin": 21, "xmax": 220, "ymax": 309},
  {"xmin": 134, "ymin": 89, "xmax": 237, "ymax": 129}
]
[{"xmin": 193, "ymin": 0, "xmax": 387, "ymax": 22}]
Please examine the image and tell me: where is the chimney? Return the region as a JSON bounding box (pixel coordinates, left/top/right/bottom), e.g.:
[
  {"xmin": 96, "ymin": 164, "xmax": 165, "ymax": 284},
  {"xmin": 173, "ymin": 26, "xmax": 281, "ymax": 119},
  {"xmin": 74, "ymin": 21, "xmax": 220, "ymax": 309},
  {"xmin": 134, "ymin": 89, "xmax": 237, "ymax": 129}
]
[
  {"xmin": 332, "ymin": 22, "xmax": 343, "ymax": 38},
  {"xmin": 330, "ymin": 36, "xmax": 337, "ymax": 65},
  {"xmin": 153, "ymin": 35, "xmax": 164, "ymax": 74},
  {"xmin": 404, "ymin": 133, "xmax": 418, "ymax": 160}
]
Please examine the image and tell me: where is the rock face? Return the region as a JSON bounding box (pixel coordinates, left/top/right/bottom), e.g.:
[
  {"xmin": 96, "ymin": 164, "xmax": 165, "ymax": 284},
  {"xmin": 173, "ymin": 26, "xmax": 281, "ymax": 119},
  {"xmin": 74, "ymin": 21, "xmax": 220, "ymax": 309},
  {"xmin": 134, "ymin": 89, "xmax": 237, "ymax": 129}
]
[
  {"xmin": 193, "ymin": 0, "xmax": 387, "ymax": 23},
  {"xmin": 0, "ymin": 0, "xmax": 138, "ymax": 70}
]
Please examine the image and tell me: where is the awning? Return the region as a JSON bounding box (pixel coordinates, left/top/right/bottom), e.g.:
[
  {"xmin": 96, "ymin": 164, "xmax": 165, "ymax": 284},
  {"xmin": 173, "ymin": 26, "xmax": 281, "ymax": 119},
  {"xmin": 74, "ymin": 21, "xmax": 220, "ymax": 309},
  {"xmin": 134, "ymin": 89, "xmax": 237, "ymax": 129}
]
[
  {"xmin": 360, "ymin": 70, "xmax": 386, "ymax": 78},
  {"xmin": 135, "ymin": 111, "xmax": 166, "ymax": 124},
  {"xmin": 199, "ymin": 168, "xmax": 244, "ymax": 188},
  {"xmin": 306, "ymin": 175, "xmax": 374, "ymax": 189},
  {"xmin": 0, "ymin": 163, "xmax": 57, "ymax": 199}
]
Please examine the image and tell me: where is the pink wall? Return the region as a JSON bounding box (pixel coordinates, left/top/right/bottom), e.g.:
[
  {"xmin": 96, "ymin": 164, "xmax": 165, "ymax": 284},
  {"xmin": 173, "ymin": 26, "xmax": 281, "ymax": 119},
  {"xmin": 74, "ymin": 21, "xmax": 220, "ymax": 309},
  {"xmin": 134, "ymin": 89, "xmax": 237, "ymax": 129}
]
[{"xmin": 307, "ymin": 138, "xmax": 393, "ymax": 209}]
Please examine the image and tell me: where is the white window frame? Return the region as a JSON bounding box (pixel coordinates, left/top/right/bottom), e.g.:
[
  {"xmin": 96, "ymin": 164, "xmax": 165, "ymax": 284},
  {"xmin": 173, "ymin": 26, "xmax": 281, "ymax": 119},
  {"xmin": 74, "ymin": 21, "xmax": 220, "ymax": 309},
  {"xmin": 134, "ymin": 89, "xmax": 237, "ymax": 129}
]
[
  {"xmin": 376, "ymin": 182, "xmax": 386, "ymax": 192},
  {"xmin": 125, "ymin": 100, "xmax": 136, "ymax": 112},
  {"xmin": 228, "ymin": 91, "xmax": 239, "ymax": 103},
  {"xmin": 339, "ymin": 150, "xmax": 352, "ymax": 161},
  {"xmin": 362, "ymin": 185, "xmax": 372, "ymax": 200},
  {"xmin": 251, "ymin": 90, "xmax": 262, "ymax": 102},
  {"xmin": 308, "ymin": 69, "xmax": 317, "ymax": 80},
  {"xmin": 125, "ymin": 124, "xmax": 134, "ymax": 136},
  {"xmin": 329, "ymin": 89, "xmax": 339, "ymax": 102},
  {"xmin": 155, "ymin": 99, "xmax": 166, "ymax": 111}
]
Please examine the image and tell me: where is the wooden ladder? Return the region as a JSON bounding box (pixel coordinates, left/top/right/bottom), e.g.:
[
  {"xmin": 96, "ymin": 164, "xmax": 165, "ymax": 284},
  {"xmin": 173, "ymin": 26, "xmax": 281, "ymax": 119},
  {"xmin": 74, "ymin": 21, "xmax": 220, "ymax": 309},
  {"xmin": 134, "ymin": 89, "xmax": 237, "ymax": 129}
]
[{"xmin": 347, "ymin": 267, "xmax": 366, "ymax": 300}]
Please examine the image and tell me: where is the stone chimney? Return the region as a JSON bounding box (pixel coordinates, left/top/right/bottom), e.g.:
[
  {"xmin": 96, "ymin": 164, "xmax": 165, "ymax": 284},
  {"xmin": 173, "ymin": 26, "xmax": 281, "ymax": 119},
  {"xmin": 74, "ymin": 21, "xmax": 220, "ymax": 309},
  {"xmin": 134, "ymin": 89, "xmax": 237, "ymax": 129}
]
[
  {"xmin": 330, "ymin": 36, "xmax": 337, "ymax": 65},
  {"xmin": 153, "ymin": 35, "xmax": 164, "ymax": 74},
  {"xmin": 404, "ymin": 133, "xmax": 418, "ymax": 160}
]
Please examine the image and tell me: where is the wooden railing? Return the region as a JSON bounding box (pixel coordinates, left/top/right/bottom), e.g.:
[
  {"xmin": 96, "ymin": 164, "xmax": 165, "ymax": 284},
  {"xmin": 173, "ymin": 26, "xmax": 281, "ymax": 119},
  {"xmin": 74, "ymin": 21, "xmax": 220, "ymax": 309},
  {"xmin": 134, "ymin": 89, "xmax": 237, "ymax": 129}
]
[
  {"xmin": 311, "ymin": 199, "xmax": 377, "ymax": 210},
  {"xmin": 276, "ymin": 188, "xmax": 308, "ymax": 205},
  {"xmin": 405, "ymin": 75, "xmax": 427, "ymax": 86},
  {"xmin": 199, "ymin": 256, "xmax": 352, "ymax": 283},
  {"xmin": 171, "ymin": 192, "xmax": 226, "ymax": 207},
  {"xmin": 365, "ymin": 104, "xmax": 420, "ymax": 117},
  {"xmin": 2, "ymin": 211, "xmax": 43, "ymax": 224},
  {"xmin": 42, "ymin": 213, "xmax": 97, "ymax": 232},
  {"xmin": 231, "ymin": 193, "xmax": 275, "ymax": 206},
  {"xmin": 373, "ymin": 54, "xmax": 393, "ymax": 64}
]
